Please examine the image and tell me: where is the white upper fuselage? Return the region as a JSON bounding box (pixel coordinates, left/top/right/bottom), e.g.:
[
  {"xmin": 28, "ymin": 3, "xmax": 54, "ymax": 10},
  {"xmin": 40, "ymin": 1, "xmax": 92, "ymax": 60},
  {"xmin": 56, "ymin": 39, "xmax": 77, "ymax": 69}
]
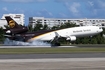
[{"xmin": 28, "ymin": 26, "xmax": 103, "ymax": 42}]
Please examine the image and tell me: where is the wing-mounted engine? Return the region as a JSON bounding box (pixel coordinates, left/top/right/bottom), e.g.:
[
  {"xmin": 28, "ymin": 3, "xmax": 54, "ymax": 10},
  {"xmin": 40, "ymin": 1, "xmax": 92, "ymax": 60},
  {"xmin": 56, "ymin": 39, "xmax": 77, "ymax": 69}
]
[{"xmin": 66, "ymin": 36, "xmax": 76, "ymax": 41}]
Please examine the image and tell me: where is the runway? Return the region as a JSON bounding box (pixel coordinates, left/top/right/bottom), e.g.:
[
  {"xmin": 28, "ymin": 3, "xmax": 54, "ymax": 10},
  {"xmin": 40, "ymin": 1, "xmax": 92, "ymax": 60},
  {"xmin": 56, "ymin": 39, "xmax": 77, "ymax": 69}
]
[
  {"xmin": 0, "ymin": 45, "xmax": 105, "ymax": 70},
  {"xmin": 0, "ymin": 53, "xmax": 105, "ymax": 59},
  {"xmin": 0, "ymin": 58, "xmax": 105, "ymax": 70},
  {"xmin": 1, "ymin": 58, "xmax": 105, "ymax": 62},
  {"xmin": 0, "ymin": 53, "xmax": 105, "ymax": 70}
]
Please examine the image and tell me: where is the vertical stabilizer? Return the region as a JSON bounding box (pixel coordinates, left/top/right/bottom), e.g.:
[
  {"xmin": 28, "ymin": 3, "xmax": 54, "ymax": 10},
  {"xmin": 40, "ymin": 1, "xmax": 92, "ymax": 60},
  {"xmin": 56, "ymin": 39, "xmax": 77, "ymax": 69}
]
[
  {"xmin": 5, "ymin": 16, "xmax": 28, "ymax": 34},
  {"xmin": 5, "ymin": 16, "xmax": 19, "ymax": 28}
]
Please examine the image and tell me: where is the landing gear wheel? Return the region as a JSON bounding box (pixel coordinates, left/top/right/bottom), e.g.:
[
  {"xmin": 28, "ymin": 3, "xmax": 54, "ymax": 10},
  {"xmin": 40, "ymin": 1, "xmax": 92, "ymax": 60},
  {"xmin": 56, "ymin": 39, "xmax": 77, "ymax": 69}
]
[
  {"xmin": 51, "ymin": 42, "xmax": 61, "ymax": 47},
  {"xmin": 54, "ymin": 42, "xmax": 61, "ymax": 46}
]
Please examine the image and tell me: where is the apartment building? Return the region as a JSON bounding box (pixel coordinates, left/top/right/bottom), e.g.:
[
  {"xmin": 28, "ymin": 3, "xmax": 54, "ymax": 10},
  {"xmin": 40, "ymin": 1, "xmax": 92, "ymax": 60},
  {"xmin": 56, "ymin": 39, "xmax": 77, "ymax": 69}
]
[{"xmin": 29, "ymin": 17, "xmax": 105, "ymax": 27}]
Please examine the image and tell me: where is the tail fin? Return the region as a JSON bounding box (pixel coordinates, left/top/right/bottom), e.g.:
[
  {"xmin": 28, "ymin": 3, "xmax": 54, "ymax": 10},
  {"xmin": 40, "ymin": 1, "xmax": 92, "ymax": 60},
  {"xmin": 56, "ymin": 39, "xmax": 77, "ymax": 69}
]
[
  {"xmin": 4, "ymin": 16, "xmax": 28, "ymax": 35},
  {"xmin": 5, "ymin": 16, "xmax": 19, "ymax": 28}
]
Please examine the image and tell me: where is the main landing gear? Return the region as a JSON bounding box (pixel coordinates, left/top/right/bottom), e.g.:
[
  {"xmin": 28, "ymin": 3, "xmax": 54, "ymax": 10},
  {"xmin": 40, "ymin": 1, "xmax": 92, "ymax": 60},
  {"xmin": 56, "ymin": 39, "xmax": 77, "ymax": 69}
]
[{"xmin": 51, "ymin": 42, "xmax": 61, "ymax": 47}]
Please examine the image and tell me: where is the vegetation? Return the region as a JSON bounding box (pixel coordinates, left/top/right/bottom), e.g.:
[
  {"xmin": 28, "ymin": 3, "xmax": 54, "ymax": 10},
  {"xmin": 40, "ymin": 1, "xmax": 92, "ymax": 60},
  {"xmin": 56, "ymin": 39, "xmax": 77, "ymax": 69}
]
[
  {"xmin": 0, "ymin": 27, "xmax": 5, "ymax": 43},
  {"xmin": 0, "ymin": 47, "xmax": 105, "ymax": 54},
  {"xmin": 1, "ymin": 21, "xmax": 105, "ymax": 44}
]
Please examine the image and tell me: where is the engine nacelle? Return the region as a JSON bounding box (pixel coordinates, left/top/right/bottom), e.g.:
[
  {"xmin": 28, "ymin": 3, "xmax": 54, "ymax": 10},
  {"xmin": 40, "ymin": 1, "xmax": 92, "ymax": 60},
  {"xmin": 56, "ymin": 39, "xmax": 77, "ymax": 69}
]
[{"xmin": 66, "ymin": 36, "xmax": 76, "ymax": 41}]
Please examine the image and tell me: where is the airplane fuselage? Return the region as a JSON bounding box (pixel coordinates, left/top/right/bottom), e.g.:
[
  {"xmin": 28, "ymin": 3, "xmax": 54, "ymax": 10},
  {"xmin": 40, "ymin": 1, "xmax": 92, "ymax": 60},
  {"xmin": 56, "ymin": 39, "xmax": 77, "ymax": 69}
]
[{"xmin": 27, "ymin": 26, "xmax": 103, "ymax": 42}]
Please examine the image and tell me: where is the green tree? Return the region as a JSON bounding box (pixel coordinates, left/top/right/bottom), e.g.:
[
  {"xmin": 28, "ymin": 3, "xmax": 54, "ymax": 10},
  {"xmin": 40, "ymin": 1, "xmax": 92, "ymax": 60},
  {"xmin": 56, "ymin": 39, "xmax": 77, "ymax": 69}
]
[
  {"xmin": 51, "ymin": 25, "xmax": 59, "ymax": 30},
  {"xmin": 43, "ymin": 24, "xmax": 49, "ymax": 30},
  {"xmin": 0, "ymin": 27, "xmax": 5, "ymax": 43},
  {"xmin": 82, "ymin": 37, "xmax": 90, "ymax": 44},
  {"xmin": 33, "ymin": 23, "xmax": 43, "ymax": 31},
  {"xmin": 28, "ymin": 24, "xmax": 33, "ymax": 32},
  {"xmin": 4, "ymin": 25, "xmax": 9, "ymax": 29},
  {"xmin": 59, "ymin": 22, "xmax": 78, "ymax": 29},
  {"xmin": 90, "ymin": 38, "xmax": 98, "ymax": 44}
]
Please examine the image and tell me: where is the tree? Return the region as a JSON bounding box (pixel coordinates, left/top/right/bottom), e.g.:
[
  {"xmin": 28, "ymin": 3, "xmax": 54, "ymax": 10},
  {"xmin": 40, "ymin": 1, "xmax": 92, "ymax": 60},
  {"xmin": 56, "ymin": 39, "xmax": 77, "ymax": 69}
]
[
  {"xmin": 33, "ymin": 23, "xmax": 43, "ymax": 31},
  {"xmin": 4, "ymin": 25, "xmax": 9, "ymax": 29},
  {"xmin": 51, "ymin": 25, "xmax": 59, "ymax": 30},
  {"xmin": 90, "ymin": 38, "xmax": 98, "ymax": 44},
  {"xmin": 59, "ymin": 22, "xmax": 78, "ymax": 29},
  {"xmin": 28, "ymin": 24, "xmax": 33, "ymax": 32},
  {"xmin": 0, "ymin": 27, "xmax": 5, "ymax": 43},
  {"xmin": 43, "ymin": 24, "xmax": 49, "ymax": 30}
]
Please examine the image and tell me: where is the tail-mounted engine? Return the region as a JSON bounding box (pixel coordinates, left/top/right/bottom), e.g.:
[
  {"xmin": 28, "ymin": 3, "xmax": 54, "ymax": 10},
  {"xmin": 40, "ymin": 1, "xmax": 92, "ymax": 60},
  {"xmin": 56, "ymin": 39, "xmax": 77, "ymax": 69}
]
[{"xmin": 5, "ymin": 27, "xmax": 28, "ymax": 35}]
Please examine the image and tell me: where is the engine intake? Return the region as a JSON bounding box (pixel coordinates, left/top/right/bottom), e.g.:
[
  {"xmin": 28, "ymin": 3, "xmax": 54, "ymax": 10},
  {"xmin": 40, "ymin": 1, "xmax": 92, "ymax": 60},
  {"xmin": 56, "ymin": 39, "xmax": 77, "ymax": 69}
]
[{"xmin": 66, "ymin": 36, "xmax": 76, "ymax": 41}]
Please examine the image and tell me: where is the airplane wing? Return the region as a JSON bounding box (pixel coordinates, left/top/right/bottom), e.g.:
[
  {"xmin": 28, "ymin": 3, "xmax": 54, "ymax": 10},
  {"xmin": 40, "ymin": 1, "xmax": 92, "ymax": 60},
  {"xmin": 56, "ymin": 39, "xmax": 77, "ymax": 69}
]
[
  {"xmin": 50, "ymin": 32, "xmax": 64, "ymax": 46},
  {"xmin": 51, "ymin": 32, "xmax": 60, "ymax": 42}
]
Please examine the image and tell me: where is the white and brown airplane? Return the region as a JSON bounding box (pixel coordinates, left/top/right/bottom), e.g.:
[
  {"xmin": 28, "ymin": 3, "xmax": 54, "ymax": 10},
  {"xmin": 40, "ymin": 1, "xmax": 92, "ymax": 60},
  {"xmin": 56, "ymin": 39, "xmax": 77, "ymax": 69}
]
[{"xmin": 4, "ymin": 16, "xmax": 103, "ymax": 46}]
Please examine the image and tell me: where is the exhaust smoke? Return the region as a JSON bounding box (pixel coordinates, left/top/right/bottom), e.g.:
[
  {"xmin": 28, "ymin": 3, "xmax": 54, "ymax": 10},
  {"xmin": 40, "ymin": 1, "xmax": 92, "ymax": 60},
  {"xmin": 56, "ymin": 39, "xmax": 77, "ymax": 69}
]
[{"xmin": 3, "ymin": 38, "xmax": 51, "ymax": 47}]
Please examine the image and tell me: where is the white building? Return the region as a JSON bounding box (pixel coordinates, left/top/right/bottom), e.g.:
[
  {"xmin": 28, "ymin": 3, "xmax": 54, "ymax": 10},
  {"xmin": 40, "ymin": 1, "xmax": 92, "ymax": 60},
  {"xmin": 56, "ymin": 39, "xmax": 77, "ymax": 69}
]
[
  {"xmin": 0, "ymin": 14, "xmax": 25, "ymax": 29},
  {"xmin": 29, "ymin": 17, "xmax": 105, "ymax": 27}
]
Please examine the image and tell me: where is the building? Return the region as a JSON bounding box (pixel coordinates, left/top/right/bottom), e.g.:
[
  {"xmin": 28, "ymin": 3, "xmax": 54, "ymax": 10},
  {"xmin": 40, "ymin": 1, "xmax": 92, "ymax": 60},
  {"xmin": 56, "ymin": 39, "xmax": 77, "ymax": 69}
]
[
  {"xmin": 0, "ymin": 14, "xmax": 25, "ymax": 29},
  {"xmin": 29, "ymin": 17, "xmax": 105, "ymax": 27}
]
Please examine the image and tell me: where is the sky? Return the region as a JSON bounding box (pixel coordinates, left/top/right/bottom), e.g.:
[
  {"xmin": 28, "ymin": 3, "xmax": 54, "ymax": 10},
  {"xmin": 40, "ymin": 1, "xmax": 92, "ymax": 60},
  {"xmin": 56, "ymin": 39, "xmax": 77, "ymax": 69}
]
[{"xmin": 0, "ymin": 0, "xmax": 105, "ymax": 25}]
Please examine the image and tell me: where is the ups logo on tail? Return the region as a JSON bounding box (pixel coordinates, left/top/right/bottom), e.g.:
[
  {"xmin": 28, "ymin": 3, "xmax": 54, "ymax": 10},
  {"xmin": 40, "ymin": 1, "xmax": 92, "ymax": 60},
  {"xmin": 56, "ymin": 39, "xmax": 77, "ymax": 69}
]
[{"xmin": 9, "ymin": 20, "xmax": 15, "ymax": 28}]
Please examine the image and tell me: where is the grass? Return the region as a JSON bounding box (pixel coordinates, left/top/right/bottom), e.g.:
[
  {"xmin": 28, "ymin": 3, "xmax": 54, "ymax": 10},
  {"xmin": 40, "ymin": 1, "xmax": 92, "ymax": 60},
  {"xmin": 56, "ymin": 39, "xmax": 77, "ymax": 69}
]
[{"xmin": 0, "ymin": 47, "xmax": 105, "ymax": 54}]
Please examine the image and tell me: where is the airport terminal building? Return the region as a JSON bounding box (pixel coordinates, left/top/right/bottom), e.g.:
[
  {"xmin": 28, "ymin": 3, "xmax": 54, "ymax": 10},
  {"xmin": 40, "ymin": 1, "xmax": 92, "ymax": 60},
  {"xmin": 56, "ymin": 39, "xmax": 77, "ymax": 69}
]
[
  {"xmin": 0, "ymin": 14, "xmax": 25, "ymax": 29},
  {"xmin": 29, "ymin": 17, "xmax": 105, "ymax": 27}
]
